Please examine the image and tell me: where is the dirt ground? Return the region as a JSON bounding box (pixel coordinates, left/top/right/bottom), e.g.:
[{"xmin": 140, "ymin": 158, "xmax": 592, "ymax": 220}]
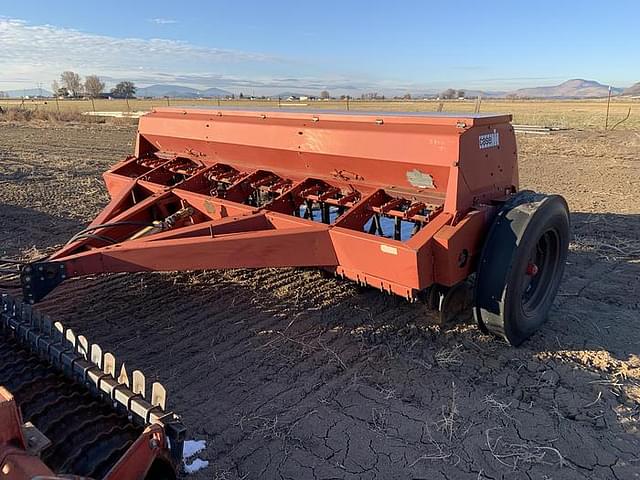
[{"xmin": 1, "ymin": 121, "xmax": 639, "ymax": 479}]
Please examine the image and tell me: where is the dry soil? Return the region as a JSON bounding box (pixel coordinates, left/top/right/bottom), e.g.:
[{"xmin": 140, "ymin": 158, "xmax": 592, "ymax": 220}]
[{"xmin": 1, "ymin": 121, "xmax": 639, "ymax": 479}]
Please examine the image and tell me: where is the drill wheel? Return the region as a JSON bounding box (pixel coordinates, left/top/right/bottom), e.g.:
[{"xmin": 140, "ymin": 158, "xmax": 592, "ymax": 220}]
[{"xmin": 474, "ymin": 191, "xmax": 570, "ymax": 346}]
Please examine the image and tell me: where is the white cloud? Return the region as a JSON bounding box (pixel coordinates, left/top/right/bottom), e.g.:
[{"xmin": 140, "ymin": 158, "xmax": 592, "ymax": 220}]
[
  {"xmin": 0, "ymin": 17, "xmax": 485, "ymax": 95},
  {"xmin": 149, "ymin": 18, "xmax": 178, "ymax": 25},
  {"xmin": 0, "ymin": 18, "xmax": 279, "ymax": 89}
]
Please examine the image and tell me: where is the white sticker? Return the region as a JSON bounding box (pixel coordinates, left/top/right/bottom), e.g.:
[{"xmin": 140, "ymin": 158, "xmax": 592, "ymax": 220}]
[
  {"xmin": 380, "ymin": 245, "xmax": 398, "ymax": 255},
  {"xmin": 479, "ymin": 130, "xmax": 499, "ymax": 149}
]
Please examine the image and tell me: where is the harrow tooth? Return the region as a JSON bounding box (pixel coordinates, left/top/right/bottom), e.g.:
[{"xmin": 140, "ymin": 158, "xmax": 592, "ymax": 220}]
[
  {"xmin": 132, "ymin": 370, "xmax": 146, "ymax": 398},
  {"xmin": 91, "ymin": 343, "xmax": 103, "ymax": 368},
  {"xmin": 118, "ymin": 363, "xmax": 130, "ymax": 387},
  {"xmin": 151, "ymin": 382, "xmax": 167, "ymax": 410},
  {"xmin": 65, "ymin": 328, "xmax": 76, "ymax": 349},
  {"xmin": 104, "ymin": 352, "xmax": 116, "ymax": 376},
  {"xmin": 77, "ymin": 334, "xmax": 89, "ymax": 358},
  {"xmin": 53, "ymin": 321, "xmax": 64, "ymax": 342}
]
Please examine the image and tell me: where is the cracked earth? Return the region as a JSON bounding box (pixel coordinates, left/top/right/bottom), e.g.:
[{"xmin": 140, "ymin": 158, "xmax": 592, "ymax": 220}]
[{"xmin": 1, "ymin": 122, "xmax": 639, "ymax": 479}]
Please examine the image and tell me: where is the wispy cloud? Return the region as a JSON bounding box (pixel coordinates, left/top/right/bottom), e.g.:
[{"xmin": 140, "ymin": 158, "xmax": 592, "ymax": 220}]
[
  {"xmin": 149, "ymin": 18, "xmax": 178, "ymax": 25},
  {"xmin": 0, "ymin": 18, "xmax": 281, "ymax": 89},
  {"xmin": 0, "ymin": 18, "xmax": 387, "ymax": 94},
  {"xmin": 0, "ymin": 17, "xmax": 578, "ymax": 95}
]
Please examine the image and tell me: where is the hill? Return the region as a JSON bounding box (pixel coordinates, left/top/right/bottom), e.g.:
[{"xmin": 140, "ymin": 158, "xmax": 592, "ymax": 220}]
[
  {"xmin": 622, "ymin": 82, "xmax": 640, "ymax": 96},
  {"xmin": 202, "ymin": 87, "xmax": 234, "ymax": 97},
  {"xmin": 2, "ymin": 88, "xmax": 53, "ymax": 98},
  {"xmin": 510, "ymin": 79, "xmax": 622, "ymax": 98}
]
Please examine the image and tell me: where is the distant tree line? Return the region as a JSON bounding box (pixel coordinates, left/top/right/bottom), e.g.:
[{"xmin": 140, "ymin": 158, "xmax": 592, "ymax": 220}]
[
  {"xmin": 439, "ymin": 89, "xmax": 465, "ymax": 99},
  {"xmin": 51, "ymin": 71, "xmax": 136, "ymax": 99}
]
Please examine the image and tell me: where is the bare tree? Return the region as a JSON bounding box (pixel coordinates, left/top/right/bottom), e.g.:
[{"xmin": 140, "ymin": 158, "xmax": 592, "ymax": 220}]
[
  {"xmin": 51, "ymin": 80, "xmax": 68, "ymax": 97},
  {"xmin": 320, "ymin": 90, "xmax": 330, "ymax": 100},
  {"xmin": 403, "ymin": 92, "xmax": 412, "ymax": 100},
  {"xmin": 84, "ymin": 75, "xmax": 105, "ymax": 98},
  {"xmin": 60, "ymin": 71, "xmax": 83, "ymax": 97}
]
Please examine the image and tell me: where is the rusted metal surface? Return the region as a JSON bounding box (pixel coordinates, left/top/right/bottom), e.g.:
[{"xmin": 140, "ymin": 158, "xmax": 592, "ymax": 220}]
[{"xmin": 21, "ymin": 108, "xmax": 517, "ymax": 303}]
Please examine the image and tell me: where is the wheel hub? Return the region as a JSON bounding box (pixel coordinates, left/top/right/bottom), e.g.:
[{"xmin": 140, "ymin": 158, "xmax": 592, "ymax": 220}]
[{"xmin": 526, "ymin": 262, "xmax": 539, "ymax": 276}]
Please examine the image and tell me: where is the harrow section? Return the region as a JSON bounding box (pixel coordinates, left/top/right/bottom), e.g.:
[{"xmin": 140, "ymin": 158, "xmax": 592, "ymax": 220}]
[{"xmin": 0, "ymin": 294, "xmax": 186, "ymax": 479}]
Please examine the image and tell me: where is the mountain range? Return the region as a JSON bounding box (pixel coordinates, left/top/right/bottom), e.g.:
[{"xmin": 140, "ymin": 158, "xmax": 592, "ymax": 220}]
[
  {"xmin": 2, "ymin": 88, "xmax": 53, "ymax": 97},
  {"xmin": 2, "ymin": 79, "xmax": 637, "ymax": 99},
  {"xmin": 509, "ymin": 79, "xmax": 623, "ymax": 98},
  {"xmin": 275, "ymin": 79, "xmax": 628, "ymax": 100},
  {"xmin": 135, "ymin": 84, "xmax": 232, "ymax": 98}
]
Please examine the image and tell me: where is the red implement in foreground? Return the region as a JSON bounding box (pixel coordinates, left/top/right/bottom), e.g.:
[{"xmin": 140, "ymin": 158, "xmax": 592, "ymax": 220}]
[
  {"xmin": 22, "ymin": 108, "xmax": 569, "ymax": 345},
  {"xmin": 0, "ymin": 294, "xmax": 186, "ymax": 479}
]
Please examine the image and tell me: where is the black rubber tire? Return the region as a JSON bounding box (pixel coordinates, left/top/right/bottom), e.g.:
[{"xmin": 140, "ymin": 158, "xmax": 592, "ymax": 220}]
[{"xmin": 473, "ymin": 191, "xmax": 570, "ymax": 346}]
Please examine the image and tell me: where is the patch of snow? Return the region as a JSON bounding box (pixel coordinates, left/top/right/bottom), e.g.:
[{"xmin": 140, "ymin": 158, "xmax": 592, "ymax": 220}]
[
  {"xmin": 184, "ymin": 458, "xmax": 209, "ymax": 474},
  {"xmin": 183, "ymin": 439, "xmax": 207, "ymax": 459}
]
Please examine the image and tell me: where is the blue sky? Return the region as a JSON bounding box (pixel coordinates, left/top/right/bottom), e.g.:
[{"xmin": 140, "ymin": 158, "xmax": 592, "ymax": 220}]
[{"xmin": 1, "ymin": 0, "xmax": 638, "ymax": 95}]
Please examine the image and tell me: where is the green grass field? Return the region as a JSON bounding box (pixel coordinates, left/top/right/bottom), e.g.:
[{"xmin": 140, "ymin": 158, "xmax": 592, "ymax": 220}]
[{"xmin": 2, "ymin": 97, "xmax": 638, "ymax": 129}]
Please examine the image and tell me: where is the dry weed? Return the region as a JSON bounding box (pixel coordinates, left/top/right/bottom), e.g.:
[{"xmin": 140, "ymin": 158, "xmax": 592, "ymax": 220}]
[
  {"xmin": 0, "ymin": 107, "xmax": 103, "ymax": 123},
  {"xmin": 485, "ymin": 428, "xmax": 567, "ymax": 470},
  {"xmin": 435, "ymin": 345, "xmax": 463, "ymax": 367}
]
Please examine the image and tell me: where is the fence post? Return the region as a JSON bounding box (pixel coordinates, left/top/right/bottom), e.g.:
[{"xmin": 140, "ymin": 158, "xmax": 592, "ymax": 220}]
[
  {"xmin": 605, "ymin": 85, "xmax": 612, "ymax": 130},
  {"xmin": 474, "ymin": 96, "xmax": 482, "ymax": 114}
]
